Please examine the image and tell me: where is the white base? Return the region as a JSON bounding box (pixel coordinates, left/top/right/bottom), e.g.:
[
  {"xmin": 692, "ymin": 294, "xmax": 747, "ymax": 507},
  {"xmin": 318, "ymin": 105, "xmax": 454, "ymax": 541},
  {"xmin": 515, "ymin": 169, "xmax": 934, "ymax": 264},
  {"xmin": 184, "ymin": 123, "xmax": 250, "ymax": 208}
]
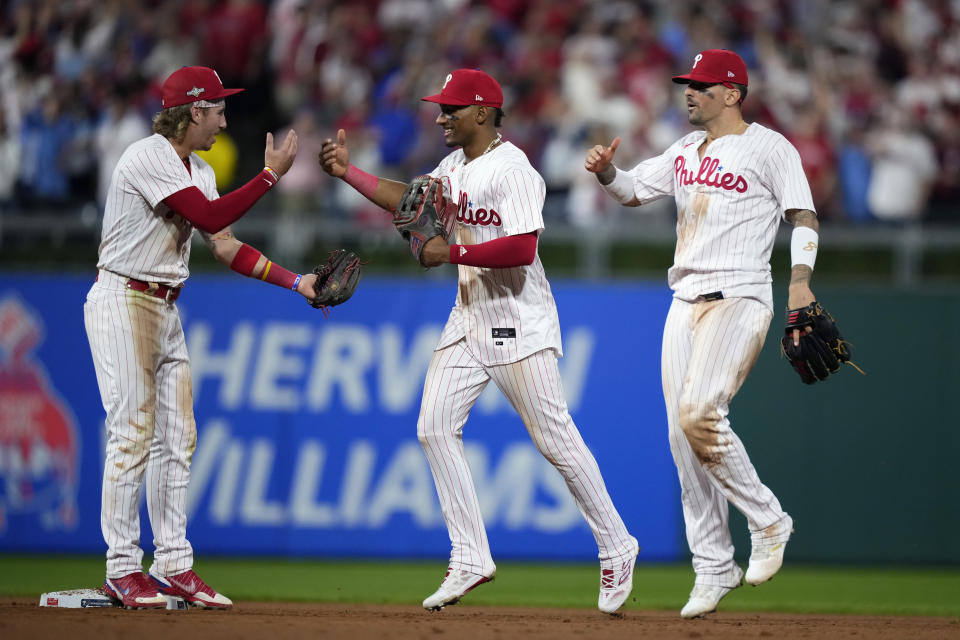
[
  {"xmin": 163, "ymin": 595, "xmax": 189, "ymax": 610},
  {"xmin": 39, "ymin": 588, "xmax": 187, "ymax": 610},
  {"xmin": 40, "ymin": 589, "xmax": 114, "ymax": 608}
]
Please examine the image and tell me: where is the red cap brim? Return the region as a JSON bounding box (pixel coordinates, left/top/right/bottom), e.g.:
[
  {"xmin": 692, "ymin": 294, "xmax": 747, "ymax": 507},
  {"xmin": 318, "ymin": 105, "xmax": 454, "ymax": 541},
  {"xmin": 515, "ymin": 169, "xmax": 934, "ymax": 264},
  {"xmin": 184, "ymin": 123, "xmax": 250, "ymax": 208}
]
[
  {"xmin": 211, "ymin": 87, "xmax": 245, "ymax": 100},
  {"xmin": 421, "ymin": 93, "xmax": 472, "ymax": 106}
]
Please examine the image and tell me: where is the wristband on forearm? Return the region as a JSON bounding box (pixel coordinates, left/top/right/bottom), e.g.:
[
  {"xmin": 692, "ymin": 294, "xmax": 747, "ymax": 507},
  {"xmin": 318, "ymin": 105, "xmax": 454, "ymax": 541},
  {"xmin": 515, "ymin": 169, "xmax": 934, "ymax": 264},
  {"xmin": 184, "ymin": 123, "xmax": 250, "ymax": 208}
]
[
  {"xmin": 229, "ymin": 243, "xmax": 298, "ymax": 289},
  {"xmin": 343, "ymin": 164, "xmax": 378, "ymax": 200},
  {"xmin": 600, "ymin": 166, "xmax": 635, "ymax": 204},
  {"xmin": 790, "ymin": 226, "xmax": 819, "ymax": 269}
]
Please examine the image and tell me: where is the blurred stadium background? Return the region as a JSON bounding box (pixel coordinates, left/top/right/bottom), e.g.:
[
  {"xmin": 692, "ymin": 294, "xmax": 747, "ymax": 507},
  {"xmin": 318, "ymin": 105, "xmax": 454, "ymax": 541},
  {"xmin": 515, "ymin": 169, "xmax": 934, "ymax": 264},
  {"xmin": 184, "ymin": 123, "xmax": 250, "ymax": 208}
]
[{"xmin": 1, "ymin": 0, "xmax": 958, "ymax": 614}]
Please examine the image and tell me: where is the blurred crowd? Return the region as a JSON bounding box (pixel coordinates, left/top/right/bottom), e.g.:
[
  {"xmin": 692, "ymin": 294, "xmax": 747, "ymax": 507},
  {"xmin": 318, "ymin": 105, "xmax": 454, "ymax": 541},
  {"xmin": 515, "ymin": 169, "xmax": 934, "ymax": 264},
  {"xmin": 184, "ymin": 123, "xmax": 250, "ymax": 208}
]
[{"xmin": 0, "ymin": 0, "xmax": 957, "ymax": 228}]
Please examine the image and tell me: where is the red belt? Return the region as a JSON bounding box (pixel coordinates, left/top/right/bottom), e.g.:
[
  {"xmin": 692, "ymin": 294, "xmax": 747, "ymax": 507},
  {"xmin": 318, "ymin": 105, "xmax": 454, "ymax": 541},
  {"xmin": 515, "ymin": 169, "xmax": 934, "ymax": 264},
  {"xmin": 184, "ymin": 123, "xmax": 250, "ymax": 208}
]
[
  {"xmin": 93, "ymin": 271, "xmax": 183, "ymax": 302},
  {"xmin": 126, "ymin": 278, "xmax": 181, "ymax": 302},
  {"xmin": 96, "ymin": 271, "xmax": 182, "ymax": 302}
]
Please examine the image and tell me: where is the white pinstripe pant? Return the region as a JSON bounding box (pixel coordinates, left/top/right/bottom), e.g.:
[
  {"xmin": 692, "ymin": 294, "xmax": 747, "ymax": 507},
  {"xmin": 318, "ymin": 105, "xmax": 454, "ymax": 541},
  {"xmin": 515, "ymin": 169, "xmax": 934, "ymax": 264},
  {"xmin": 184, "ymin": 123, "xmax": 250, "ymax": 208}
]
[
  {"xmin": 84, "ymin": 270, "xmax": 196, "ymax": 579},
  {"xmin": 662, "ymin": 297, "xmax": 787, "ymax": 587},
  {"xmin": 418, "ymin": 339, "xmax": 636, "ymax": 577}
]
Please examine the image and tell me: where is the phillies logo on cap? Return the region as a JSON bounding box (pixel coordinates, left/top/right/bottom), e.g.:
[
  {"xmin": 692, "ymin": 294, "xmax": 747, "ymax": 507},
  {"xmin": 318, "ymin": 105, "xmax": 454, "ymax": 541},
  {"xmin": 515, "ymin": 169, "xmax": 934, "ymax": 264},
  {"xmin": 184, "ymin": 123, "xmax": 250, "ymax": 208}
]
[
  {"xmin": 672, "ymin": 49, "xmax": 748, "ymax": 88},
  {"xmin": 422, "ymin": 69, "xmax": 504, "ymax": 108}
]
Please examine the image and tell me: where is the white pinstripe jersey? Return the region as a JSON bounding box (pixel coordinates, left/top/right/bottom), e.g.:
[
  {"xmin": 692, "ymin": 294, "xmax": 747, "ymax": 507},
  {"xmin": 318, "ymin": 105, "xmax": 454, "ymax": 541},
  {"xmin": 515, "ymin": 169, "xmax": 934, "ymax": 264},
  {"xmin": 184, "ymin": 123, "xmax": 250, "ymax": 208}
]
[
  {"xmin": 627, "ymin": 123, "xmax": 815, "ymax": 310},
  {"xmin": 97, "ymin": 133, "xmax": 219, "ymax": 286},
  {"xmin": 430, "ymin": 141, "xmax": 562, "ymax": 366}
]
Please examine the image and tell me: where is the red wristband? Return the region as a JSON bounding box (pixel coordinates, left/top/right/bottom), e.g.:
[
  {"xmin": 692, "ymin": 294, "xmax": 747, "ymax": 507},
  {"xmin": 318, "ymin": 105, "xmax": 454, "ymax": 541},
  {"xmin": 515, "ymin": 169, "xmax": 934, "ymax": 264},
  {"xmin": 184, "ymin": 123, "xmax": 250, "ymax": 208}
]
[
  {"xmin": 230, "ymin": 243, "xmax": 298, "ymax": 289},
  {"xmin": 260, "ymin": 260, "xmax": 298, "ymax": 289},
  {"xmin": 230, "ymin": 244, "xmax": 262, "ymax": 275},
  {"xmin": 343, "ymin": 164, "xmax": 378, "ymax": 200}
]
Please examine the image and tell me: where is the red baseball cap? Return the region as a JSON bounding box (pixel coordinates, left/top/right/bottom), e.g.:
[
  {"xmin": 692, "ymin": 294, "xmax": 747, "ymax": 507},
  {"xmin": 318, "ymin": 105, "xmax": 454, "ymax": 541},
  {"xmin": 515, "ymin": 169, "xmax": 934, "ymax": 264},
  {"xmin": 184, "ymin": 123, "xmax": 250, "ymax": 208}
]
[
  {"xmin": 672, "ymin": 49, "xmax": 748, "ymax": 87},
  {"xmin": 161, "ymin": 66, "xmax": 244, "ymax": 109},
  {"xmin": 421, "ymin": 69, "xmax": 503, "ymax": 108}
]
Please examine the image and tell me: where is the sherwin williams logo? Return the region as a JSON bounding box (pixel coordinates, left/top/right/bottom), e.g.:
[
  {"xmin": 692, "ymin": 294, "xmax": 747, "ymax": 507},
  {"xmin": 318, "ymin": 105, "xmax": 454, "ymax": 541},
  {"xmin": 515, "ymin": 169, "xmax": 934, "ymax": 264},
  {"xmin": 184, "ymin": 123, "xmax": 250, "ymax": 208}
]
[{"xmin": 0, "ymin": 295, "xmax": 80, "ymax": 534}]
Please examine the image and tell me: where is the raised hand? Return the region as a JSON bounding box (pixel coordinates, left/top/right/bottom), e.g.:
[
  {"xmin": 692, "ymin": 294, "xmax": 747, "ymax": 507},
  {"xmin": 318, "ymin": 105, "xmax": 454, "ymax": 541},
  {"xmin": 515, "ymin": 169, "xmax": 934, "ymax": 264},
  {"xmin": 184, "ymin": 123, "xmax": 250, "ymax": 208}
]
[
  {"xmin": 584, "ymin": 137, "xmax": 621, "ymax": 177},
  {"xmin": 265, "ymin": 130, "xmax": 298, "ymax": 176},
  {"xmin": 320, "ymin": 128, "xmax": 350, "ymax": 178}
]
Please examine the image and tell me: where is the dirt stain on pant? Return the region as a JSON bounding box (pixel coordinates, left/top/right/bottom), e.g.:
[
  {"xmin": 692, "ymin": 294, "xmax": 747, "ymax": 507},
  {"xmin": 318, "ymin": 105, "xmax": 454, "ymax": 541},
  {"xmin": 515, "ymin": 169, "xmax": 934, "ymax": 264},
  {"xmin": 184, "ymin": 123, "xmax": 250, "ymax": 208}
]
[
  {"xmin": 678, "ymin": 402, "xmax": 725, "ymax": 466},
  {"xmin": 121, "ymin": 292, "xmax": 162, "ymax": 471}
]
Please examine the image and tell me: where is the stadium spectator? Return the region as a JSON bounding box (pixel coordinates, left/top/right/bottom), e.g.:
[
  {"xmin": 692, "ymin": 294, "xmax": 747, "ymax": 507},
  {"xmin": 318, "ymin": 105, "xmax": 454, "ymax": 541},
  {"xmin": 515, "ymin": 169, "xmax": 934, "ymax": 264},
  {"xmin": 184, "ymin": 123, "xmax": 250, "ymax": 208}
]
[
  {"xmin": 866, "ymin": 105, "xmax": 939, "ymax": 222},
  {"xmin": 0, "ymin": 109, "xmax": 18, "ymax": 211},
  {"xmin": 1, "ymin": 0, "xmax": 959, "ymax": 226},
  {"xmin": 18, "ymin": 93, "xmax": 75, "ymax": 209},
  {"xmin": 94, "ymin": 85, "xmax": 151, "ymax": 209}
]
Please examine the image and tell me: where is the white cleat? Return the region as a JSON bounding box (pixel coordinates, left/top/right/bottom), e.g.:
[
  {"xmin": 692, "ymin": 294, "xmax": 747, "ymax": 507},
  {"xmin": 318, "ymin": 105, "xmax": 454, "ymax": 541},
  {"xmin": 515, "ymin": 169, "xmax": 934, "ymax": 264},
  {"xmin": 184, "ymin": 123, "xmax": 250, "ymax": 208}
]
[
  {"xmin": 680, "ymin": 569, "xmax": 743, "ymax": 619},
  {"xmin": 598, "ymin": 540, "xmax": 639, "ymax": 614},
  {"xmin": 745, "ymin": 515, "xmax": 794, "ymax": 586},
  {"xmin": 422, "ymin": 568, "xmax": 494, "ymax": 611}
]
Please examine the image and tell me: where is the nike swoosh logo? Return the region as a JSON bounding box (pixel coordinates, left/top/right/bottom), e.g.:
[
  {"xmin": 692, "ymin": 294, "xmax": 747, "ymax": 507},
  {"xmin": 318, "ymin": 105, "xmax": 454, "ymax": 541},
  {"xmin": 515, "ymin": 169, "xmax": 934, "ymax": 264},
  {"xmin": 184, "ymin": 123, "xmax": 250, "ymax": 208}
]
[
  {"xmin": 263, "ymin": 178, "xmax": 273, "ymax": 186},
  {"xmin": 170, "ymin": 578, "xmax": 197, "ymax": 592}
]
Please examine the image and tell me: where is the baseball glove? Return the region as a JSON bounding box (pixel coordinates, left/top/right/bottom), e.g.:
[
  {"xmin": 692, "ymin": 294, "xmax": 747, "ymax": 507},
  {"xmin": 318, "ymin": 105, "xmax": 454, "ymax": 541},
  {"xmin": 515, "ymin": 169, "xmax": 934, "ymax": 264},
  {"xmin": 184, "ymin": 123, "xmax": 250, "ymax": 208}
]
[
  {"xmin": 309, "ymin": 249, "xmax": 363, "ymax": 311},
  {"xmin": 780, "ymin": 302, "xmax": 854, "ymax": 384},
  {"xmin": 393, "ymin": 175, "xmax": 457, "ymax": 264}
]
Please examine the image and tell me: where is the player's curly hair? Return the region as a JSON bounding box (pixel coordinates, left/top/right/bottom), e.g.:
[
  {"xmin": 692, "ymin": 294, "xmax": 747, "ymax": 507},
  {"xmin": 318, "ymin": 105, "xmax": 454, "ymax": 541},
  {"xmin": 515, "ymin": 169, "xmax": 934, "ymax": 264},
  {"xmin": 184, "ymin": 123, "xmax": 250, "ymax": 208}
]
[{"xmin": 152, "ymin": 104, "xmax": 194, "ymax": 142}]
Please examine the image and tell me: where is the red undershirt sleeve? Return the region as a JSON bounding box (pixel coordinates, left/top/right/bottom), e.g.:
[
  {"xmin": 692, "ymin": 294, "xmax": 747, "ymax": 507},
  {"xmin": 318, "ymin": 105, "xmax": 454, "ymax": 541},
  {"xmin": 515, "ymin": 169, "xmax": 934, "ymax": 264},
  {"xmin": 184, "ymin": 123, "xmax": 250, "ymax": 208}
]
[
  {"xmin": 162, "ymin": 169, "xmax": 277, "ymax": 233},
  {"xmin": 449, "ymin": 232, "xmax": 538, "ymax": 268}
]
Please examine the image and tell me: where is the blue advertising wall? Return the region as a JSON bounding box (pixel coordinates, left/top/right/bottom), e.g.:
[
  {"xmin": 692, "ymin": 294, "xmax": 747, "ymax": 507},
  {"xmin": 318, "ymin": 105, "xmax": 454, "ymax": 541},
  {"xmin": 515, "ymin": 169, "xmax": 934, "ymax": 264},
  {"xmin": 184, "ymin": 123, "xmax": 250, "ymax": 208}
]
[{"xmin": 0, "ymin": 274, "xmax": 680, "ymax": 561}]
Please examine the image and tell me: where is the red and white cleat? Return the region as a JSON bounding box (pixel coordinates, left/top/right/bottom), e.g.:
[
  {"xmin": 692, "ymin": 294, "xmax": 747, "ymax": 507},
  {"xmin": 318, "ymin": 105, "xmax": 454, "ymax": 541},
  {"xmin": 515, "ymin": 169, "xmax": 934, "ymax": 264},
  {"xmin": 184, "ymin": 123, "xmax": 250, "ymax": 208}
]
[
  {"xmin": 598, "ymin": 540, "xmax": 639, "ymax": 614},
  {"xmin": 104, "ymin": 571, "xmax": 167, "ymax": 609},
  {"xmin": 149, "ymin": 569, "xmax": 233, "ymax": 609}
]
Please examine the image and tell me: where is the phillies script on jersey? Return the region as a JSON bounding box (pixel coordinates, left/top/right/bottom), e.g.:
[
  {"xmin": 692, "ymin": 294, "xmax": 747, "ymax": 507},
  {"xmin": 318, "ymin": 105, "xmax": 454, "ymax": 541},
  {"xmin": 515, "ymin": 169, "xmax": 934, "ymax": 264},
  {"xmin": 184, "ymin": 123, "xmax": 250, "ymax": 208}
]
[
  {"xmin": 674, "ymin": 156, "xmax": 748, "ymax": 193},
  {"xmin": 455, "ymin": 191, "xmax": 502, "ymax": 226}
]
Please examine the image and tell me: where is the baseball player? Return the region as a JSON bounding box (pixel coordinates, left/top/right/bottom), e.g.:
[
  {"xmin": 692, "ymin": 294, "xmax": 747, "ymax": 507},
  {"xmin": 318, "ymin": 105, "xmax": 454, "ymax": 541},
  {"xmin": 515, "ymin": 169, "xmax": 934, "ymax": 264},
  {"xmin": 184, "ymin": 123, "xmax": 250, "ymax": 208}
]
[
  {"xmin": 321, "ymin": 69, "xmax": 639, "ymax": 613},
  {"xmin": 585, "ymin": 49, "xmax": 815, "ymax": 618},
  {"xmin": 84, "ymin": 66, "xmax": 311, "ymax": 609}
]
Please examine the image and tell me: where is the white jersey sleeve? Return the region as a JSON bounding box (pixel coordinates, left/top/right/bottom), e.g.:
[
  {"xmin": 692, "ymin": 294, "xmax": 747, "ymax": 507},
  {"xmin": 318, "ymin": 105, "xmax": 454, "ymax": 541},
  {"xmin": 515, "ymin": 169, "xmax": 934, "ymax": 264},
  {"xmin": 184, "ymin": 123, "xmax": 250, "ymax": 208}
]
[
  {"xmin": 630, "ymin": 137, "xmax": 687, "ymax": 204},
  {"xmin": 495, "ymin": 166, "xmax": 545, "ymax": 235},
  {"xmin": 758, "ymin": 135, "xmax": 817, "ymax": 220},
  {"xmin": 123, "ymin": 135, "xmax": 198, "ymax": 207}
]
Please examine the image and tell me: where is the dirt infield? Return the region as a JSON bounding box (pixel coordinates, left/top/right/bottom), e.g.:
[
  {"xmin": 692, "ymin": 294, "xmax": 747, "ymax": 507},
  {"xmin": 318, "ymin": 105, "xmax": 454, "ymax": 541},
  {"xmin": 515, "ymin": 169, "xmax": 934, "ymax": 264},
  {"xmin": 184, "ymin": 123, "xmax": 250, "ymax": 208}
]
[{"xmin": 2, "ymin": 598, "xmax": 958, "ymax": 640}]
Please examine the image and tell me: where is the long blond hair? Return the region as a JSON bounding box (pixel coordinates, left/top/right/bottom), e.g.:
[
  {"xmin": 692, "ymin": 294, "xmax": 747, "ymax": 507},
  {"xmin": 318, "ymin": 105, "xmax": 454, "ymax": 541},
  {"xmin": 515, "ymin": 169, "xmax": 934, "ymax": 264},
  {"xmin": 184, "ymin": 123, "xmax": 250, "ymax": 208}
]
[{"xmin": 151, "ymin": 104, "xmax": 193, "ymax": 142}]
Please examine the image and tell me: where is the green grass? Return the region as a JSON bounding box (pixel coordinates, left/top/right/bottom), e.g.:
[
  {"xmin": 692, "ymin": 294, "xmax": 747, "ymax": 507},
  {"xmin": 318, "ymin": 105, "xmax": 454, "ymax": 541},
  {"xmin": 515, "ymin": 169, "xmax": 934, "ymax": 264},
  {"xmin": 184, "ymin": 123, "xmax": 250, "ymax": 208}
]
[{"xmin": 2, "ymin": 554, "xmax": 958, "ymax": 617}]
